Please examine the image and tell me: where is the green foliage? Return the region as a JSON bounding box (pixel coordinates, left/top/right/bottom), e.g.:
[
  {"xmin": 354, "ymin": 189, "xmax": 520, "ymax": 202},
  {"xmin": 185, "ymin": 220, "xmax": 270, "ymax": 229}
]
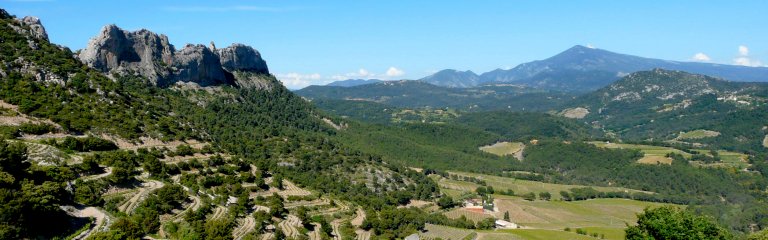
[
  {"xmin": 297, "ymin": 82, "xmax": 574, "ymax": 112},
  {"xmin": 626, "ymin": 206, "xmax": 732, "ymax": 240},
  {"xmin": 0, "ymin": 139, "xmax": 74, "ymax": 238},
  {"xmin": 45, "ymin": 136, "xmax": 117, "ymax": 152},
  {"xmin": 337, "ymin": 121, "xmax": 513, "ymax": 172},
  {"xmin": 17, "ymin": 123, "xmax": 56, "ymax": 135},
  {"xmin": 437, "ymin": 195, "xmax": 455, "ymax": 209},
  {"xmin": 454, "ymin": 111, "xmax": 597, "ymax": 140}
]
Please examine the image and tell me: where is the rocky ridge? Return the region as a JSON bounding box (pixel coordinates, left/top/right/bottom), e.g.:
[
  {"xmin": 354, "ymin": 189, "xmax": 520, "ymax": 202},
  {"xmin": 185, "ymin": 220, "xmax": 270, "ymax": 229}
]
[{"xmin": 77, "ymin": 25, "xmax": 269, "ymax": 87}]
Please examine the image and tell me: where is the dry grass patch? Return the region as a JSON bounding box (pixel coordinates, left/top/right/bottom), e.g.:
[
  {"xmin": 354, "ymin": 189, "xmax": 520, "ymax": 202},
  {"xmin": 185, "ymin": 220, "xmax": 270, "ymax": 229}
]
[
  {"xmin": 676, "ymin": 129, "xmax": 720, "ymax": 140},
  {"xmin": 636, "ymin": 155, "xmax": 672, "ymax": 165},
  {"xmin": 479, "ymin": 142, "xmax": 525, "ymax": 157},
  {"xmin": 420, "ymin": 224, "xmax": 474, "ymax": 240}
]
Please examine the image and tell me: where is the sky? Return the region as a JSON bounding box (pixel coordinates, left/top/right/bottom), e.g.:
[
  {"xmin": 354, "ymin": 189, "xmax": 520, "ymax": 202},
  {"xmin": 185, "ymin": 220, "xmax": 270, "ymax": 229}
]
[{"xmin": 3, "ymin": 0, "xmax": 767, "ymax": 89}]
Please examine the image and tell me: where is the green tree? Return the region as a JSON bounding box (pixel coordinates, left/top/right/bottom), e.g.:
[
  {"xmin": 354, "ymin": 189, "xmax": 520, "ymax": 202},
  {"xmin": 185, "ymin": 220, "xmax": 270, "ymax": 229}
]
[
  {"xmin": 539, "ymin": 192, "xmax": 551, "ymax": 201},
  {"xmin": 437, "ymin": 195, "xmax": 455, "ymax": 209},
  {"xmin": 503, "ymin": 211, "xmax": 510, "ymax": 221},
  {"xmin": 522, "ymin": 192, "xmax": 536, "ymax": 201},
  {"xmin": 625, "ymin": 206, "xmax": 731, "ymax": 240}
]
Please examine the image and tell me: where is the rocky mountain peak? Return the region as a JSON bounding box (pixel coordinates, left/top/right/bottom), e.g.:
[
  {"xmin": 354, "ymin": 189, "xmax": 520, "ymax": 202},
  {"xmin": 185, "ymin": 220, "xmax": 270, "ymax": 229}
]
[
  {"xmin": 19, "ymin": 16, "xmax": 48, "ymax": 40},
  {"xmin": 215, "ymin": 43, "xmax": 269, "ymax": 73},
  {"xmin": 77, "ymin": 24, "xmax": 269, "ymax": 87}
]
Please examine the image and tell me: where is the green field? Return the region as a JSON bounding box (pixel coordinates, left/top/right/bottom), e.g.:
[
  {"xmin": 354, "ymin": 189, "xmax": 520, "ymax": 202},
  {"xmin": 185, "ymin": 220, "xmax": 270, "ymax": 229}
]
[
  {"xmin": 479, "ymin": 142, "xmax": 524, "ymax": 157},
  {"xmin": 589, "ymin": 141, "xmax": 749, "ymax": 168},
  {"xmin": 676, "ymin": 129, "xmax": 720, "ymax": 140},
  {"xmin": 442, "ymin": 171, "xmax": 648, "ymax": 199},
  {"xmin": 589, "ymin": 141, "xmax": 690, "ymax": 158},
  {"xmin": 496, "ymin": 229, "xmax": 599, "ymax": 240}
]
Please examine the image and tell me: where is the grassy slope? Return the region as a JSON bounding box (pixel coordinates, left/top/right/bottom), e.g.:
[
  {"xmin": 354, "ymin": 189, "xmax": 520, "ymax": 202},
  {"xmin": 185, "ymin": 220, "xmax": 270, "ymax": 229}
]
[{"xmin": 479, "ymin": 142, "xmax": 524, "ymax": 156}]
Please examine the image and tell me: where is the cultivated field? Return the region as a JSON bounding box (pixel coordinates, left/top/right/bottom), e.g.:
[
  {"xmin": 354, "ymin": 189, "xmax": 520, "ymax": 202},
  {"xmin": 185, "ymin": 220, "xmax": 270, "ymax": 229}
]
[
  {"xmin": 479, "ymin": 142, "xmax": 524, "ymax": 158},
  {"xmin": 443, "ymin": 171, "xmax": 648, "ymax": 199},
  {"xmin": 419, "ymin": 224, "xmax": 474, "ymax": 240},
  {"xmin": 589, "ymin": 141, "xmax": 685, "ymax": 165},
  {"xmin": 676, "ymin": 129, "xmax": 720, "ymax": 140}
]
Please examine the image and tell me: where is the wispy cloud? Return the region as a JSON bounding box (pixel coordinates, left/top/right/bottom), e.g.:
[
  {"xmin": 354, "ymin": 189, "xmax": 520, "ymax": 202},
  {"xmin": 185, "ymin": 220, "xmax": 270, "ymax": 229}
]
[
  {"xmin": 733, "ymin": 45, "xmax": 764, "ymax": 67},
  {"xmin": 163, "ymin": 5, "xmax": 285, "ymax": 13},
  {"xmin": 691, "ymin": 52, "xmax": 711, "ymax": 62},
  {"xmin": 275, "ymin": 72, "xmax": 325, "ymax": 89}
]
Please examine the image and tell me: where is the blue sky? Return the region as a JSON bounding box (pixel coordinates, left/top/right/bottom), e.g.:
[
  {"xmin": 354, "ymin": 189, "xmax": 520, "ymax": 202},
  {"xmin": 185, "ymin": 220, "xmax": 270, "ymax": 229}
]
[{"xmin": 3, "ymin": 0, "xmax": 767, "ymax": 89}]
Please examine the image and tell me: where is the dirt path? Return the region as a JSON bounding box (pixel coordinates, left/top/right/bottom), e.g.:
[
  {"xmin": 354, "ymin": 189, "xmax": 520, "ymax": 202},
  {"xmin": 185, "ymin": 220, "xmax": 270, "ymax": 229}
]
[
  {"xmin": 350, "ymin": 208, "xmax": 366, "ymax": 227},
  {"xmin": 331, "ymin": 219, "xmax": 342, "ymax": 240},
  {"xmin": 60, "ymin": 206, "xmax": 110, "ymax": 240},
  {"xmin": 278, "ymin": 180, "xmax": 313, "ymax": 197},
  {"xmin": 82, "ymin": 167, "xmax": 112, "ymax": 181},
  {"xmin": 285, "ymin": 198, "xmax": 330, "ymax": 209},
  {"xmin": 260, "ymin": 233, "xmax": 274, "ymax": 240},
  {"xmin": 355, "ymin": 230, "xmax": 371, "ymax": 240},
  {"xmin": 232, "ymin": 216, "xmax": 256, "ymax": 240},
  {"xmin": 118, "ymin": 180, "xmax": 164, "ymax": 213},
  {"xmin": 209, "ymin": 206, "xmax": 228, "ymax": 220},
  {"xmin": 308, "ymin": 223, "xmax": 323, "ymax": 240}
]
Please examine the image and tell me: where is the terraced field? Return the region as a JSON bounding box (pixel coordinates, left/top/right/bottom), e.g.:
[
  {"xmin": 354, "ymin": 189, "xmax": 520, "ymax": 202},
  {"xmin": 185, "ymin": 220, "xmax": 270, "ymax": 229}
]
[
  {"xmin": 14, "ymin": 140, "xmax": 70, "ymax": 165},
  {"xmin": 278, "ymin": 180, "xmax": 313, "ymax": 197},
  {"xmin": 232, "ymin": 216, "xmax": 256, "ymax": 240},
  {"xmin": 590, "ymin": 141, "xmax": 684, "ymax": 165},
  {"xmin": 278, "ymin": 215, "xmax": 303, "ymax": 239},
  {"xmin": 208, "ymin": 206, "xmax": 228, "ymax": 220},
  {"xmin": 118, "ymin": 180, "xmax": 164, "ymax": 213}
]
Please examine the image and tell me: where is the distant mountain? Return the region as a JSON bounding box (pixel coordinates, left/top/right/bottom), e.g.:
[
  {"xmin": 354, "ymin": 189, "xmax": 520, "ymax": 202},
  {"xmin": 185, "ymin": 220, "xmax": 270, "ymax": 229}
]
[
  {"xmin": 565, "ymin": 69, "xmax": 768, "ymax": 151},
  {"xmin": 478, "ymin": 45, "xmax": 768, "ymax": 92},
  {"xmin": 296, "ymin": 80, "xmax": 574, "ymax": 111},
  {"xmin": 419, "ymin": 69, "xmax": 480, "ymax": 88},
  {"xmin": 325, "ymin": 79, "xmax": 383, "ymax": 87},
  {"xmin": 417, "ymin": 45, "xmax": 768, "ymax": 92}
]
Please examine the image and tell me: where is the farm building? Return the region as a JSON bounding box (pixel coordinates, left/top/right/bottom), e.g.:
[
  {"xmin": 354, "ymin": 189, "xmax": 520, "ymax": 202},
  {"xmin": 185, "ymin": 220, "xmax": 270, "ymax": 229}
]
[
  {"xmin": 495, "ymin": 219, "xmax": 519, "ymax": 229},
  {"xmin": 405, "ymin": 233, "xmax": 420, "ymax": 240}
]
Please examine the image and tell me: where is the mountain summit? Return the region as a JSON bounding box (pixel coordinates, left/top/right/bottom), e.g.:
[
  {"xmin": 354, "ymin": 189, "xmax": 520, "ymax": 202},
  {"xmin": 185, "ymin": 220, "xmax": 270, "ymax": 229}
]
[
  {"xmin": 77, "ymin": 25, "xmax": 269, "ymax": 87},
  {"xmin": 419, "ymin": 69, "xmax": 480, "ymax": 88},
  {"xmin": 478, "ymin": 45, "xmax": 768, "ymax": 92}
]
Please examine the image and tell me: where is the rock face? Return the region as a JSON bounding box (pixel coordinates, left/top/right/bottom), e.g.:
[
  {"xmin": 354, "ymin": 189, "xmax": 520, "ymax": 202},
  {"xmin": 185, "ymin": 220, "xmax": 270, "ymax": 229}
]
[
  {"xmin": 20, "ymin": 16, "xmax": 48, "ymax": 40},
  {"xmin": 174, "ymin": 44, "xmax": 230, "ymax": 86},
  {"xmin": 215, "ymin": 44, "xmax": 269, "ymax": 73},
  {"xmin": 78, "ymin": 25, "xmax": 269, "ymax": 87},
  {"xmin": 78, "ymin": 25, "xmax": 175, "ymax": 85}
]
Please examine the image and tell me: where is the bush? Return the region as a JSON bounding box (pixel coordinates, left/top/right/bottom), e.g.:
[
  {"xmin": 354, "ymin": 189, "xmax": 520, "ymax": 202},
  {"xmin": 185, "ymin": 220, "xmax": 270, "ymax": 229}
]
[{"xmin": 625, "ymin": 206, "xmax": 732, "ymax": 240}]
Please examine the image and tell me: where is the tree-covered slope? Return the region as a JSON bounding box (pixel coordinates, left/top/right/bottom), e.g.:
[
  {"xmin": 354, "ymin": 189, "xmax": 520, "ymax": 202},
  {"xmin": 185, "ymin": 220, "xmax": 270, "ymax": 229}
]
[
  {"xmin": 0, "ymin": 9, "xmax": 439, "ymax": 239},
  {"xmin": 567, "ymin": 69, "xmax": 768, "ymax": 152}
]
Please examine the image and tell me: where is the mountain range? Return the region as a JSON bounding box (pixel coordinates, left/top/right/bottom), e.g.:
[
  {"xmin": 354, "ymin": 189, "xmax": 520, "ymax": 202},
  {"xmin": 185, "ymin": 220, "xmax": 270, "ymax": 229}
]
[{"xmin": 414, "ymin": 45, "xmax": 768, "ymax": 92}]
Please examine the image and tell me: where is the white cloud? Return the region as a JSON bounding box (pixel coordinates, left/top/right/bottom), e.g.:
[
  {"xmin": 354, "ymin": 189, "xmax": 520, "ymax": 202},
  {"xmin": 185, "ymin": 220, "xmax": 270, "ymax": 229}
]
[
  {"xmin": 330, "ymin": 68, "xmax": 378, "ymax": 80},
  {"xmin": 275, "ymin": 72, "xmax": 323, "ymax": 89},
  {"xmin": 691, "ymin": 52, "xmax": 711, "ymax": 62},
  {"xmin": 586, "ymin": 44, "xmax": 596, "ymax": 49},
  {"xmin": 738, "ymin": 45, "xmax": 749, "ymax": 56},
  {"xmin": 733, "ymin": 45, "xmax": 764, "ymax": 67},
  {"xmin": 385, "ymin": 67, "xmax": 405, "ymax": 77}
]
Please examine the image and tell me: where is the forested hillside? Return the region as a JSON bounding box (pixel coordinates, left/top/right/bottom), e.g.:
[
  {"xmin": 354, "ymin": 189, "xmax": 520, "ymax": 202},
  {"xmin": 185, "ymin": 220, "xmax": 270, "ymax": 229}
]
[{"xmin": 0, "ymin": 9, "xmax": 439, "ymax": 239}]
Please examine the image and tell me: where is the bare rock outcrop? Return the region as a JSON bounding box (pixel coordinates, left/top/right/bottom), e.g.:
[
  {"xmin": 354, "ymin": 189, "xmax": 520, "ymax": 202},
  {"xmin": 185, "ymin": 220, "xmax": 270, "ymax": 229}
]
[
  {"xmin": 77, "ymin": 25, "xmax": 270, "ymax": 87},
  {"xmin": 20, "ymin": 16, "xmax": 48, "ymax": 41},
  {"xmin": 215, "ymin": 43, "xmax": 269, "ymax": 73},
  {"xmin": 174, "ymin": 44, "xmax": 230, "ymax": 86},
  {"xmin": 78, "ymin": 25, "xmax": 175, "ymax": 85}
]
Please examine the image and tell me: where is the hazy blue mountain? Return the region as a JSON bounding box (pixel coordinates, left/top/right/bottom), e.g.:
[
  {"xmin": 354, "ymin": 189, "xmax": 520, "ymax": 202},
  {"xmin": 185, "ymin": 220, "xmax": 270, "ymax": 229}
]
[
  {"xmin": 478, "ymin": 45, "xmax": 768, "ymax": 92},
  {"xmin": 419, "ymin": 69, "xmax": 480, "ymax": 88},
  {"xmin": 325, "ymin": 79, "xmax": 383, "ymax": 87}
]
